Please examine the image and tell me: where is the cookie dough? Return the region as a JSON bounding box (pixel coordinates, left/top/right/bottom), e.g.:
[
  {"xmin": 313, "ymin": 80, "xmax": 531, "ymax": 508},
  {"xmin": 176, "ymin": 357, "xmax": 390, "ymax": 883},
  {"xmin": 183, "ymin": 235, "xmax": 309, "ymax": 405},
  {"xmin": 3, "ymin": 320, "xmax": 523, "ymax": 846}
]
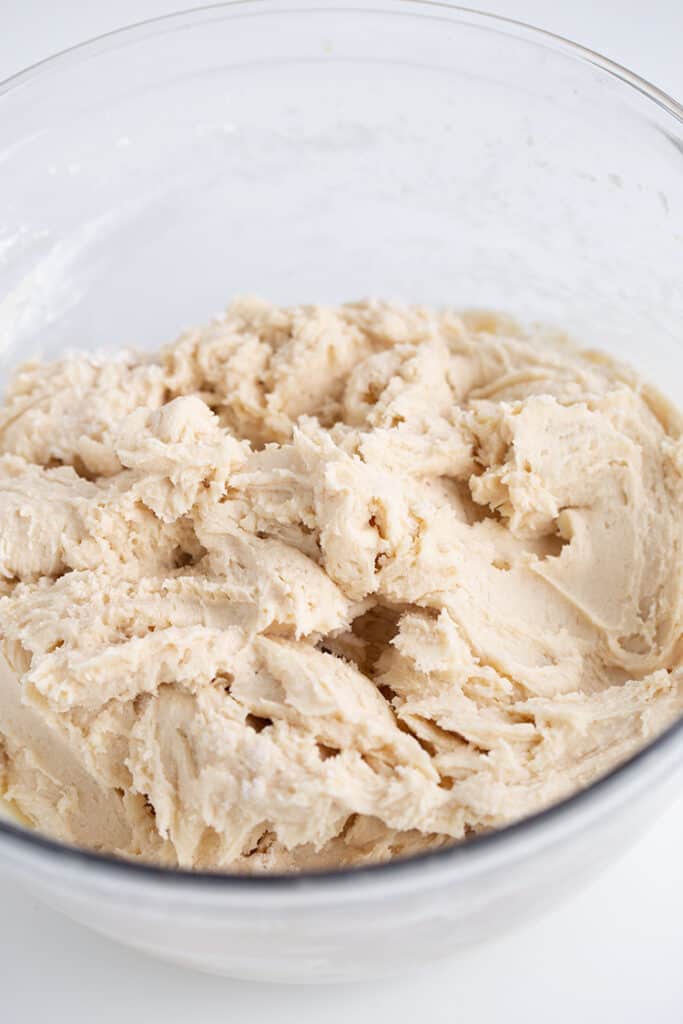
[{"xmin": 0, "ymin": 297, "xmax": 681, "ymax": 872}]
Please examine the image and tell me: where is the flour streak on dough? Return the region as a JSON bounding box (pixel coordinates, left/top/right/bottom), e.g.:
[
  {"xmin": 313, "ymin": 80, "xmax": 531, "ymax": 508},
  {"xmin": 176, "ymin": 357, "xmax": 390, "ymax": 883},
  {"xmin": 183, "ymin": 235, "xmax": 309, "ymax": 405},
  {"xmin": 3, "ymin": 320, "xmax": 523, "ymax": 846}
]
[{"xmin": 0, "ymin": 297, "xmax": 681, "ymax": 871}]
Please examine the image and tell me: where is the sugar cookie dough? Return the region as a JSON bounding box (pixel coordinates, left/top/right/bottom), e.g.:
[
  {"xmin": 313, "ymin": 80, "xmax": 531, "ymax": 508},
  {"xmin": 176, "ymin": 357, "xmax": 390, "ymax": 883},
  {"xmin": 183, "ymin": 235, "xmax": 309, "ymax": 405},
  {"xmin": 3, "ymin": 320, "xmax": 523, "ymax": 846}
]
[{"xmin": 0, "ymin": 297, "xmax": 681, "ymax": 871}]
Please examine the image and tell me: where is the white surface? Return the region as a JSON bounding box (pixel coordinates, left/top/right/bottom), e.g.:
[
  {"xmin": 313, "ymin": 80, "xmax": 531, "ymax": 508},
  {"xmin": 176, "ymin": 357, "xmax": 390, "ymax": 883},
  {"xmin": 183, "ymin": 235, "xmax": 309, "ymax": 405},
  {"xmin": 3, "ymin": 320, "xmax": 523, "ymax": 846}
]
[{"xmin": 0, "ymin": 0, "xmax": 682, "ymax": 1019}]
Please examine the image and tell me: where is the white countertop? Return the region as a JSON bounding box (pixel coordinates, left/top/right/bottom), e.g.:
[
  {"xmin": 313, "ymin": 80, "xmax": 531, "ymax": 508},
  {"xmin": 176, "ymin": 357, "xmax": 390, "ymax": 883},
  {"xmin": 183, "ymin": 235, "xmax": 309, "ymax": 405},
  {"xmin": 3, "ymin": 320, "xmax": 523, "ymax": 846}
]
[{"xmin": 1, "ymin": 1, "xmax": 682, "ymax": 1020}]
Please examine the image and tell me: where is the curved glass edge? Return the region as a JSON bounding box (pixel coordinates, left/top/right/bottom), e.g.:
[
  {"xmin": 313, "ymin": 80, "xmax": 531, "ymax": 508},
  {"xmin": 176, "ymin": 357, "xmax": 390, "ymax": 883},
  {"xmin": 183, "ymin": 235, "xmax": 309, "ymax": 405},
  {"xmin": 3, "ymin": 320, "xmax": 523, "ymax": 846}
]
[
  {"xmin": 0, "ymin": 0, "xmax": 680, "ymax": 891},
  {"xmin": 1, "ymin": 713, "xmax": 681, "ymax": 893},
  {"xmin": 0, "ymin": 0, "xmax": 681, "ymax": 123}
]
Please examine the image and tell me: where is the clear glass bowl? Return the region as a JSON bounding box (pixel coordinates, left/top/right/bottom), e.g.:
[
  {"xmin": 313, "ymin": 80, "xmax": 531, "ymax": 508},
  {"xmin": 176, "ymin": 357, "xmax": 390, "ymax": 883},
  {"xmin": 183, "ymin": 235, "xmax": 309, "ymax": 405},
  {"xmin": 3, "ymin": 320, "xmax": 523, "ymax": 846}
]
[{"xmin": 0, "ymin": 0, "xmax": 682, "ymax": 983}]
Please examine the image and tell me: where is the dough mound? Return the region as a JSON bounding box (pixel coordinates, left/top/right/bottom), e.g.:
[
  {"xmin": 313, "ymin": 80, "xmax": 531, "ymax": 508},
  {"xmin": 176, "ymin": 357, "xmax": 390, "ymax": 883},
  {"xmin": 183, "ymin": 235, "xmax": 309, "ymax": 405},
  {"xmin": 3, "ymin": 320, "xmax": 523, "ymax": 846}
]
[{"xmin": 0, "ymin": 297, "xmax": 681, "ymax": 872}]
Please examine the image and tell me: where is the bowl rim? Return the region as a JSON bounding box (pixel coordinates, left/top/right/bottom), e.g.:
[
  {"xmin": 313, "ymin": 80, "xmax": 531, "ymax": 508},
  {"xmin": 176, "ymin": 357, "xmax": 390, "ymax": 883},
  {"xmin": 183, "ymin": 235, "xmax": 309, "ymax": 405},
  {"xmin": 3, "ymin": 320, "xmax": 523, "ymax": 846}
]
[
  {"xmin": 0, "ymin": 0, "xmax": 681, "ymax": 894},
  {"xmin": 0, "ymin": 0, "xmax": 682, "ymax": 122}
]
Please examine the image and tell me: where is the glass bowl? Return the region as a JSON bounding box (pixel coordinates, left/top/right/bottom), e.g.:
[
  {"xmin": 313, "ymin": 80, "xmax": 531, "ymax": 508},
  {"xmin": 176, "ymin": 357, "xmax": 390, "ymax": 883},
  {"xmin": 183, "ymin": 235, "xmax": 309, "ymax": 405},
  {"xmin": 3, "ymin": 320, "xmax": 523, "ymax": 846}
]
[{"xmin": 0, "ymin": 0, "xmax": 682, "ymax": 983}]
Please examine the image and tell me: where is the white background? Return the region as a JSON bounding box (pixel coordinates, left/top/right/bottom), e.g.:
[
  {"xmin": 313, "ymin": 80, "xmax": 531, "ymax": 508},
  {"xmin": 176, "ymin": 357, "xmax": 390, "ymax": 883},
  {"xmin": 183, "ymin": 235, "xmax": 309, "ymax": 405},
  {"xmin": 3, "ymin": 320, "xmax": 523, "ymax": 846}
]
[{"xmin": 0, "ymin": 2, "xmax": 682, "ymax": 1021}]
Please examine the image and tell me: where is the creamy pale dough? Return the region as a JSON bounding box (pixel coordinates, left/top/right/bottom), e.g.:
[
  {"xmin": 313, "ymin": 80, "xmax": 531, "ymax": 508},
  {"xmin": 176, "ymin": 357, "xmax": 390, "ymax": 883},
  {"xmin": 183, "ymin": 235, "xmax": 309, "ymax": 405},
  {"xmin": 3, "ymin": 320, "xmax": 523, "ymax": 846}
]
[{"xmin": 0, "ymin": 297, "xmax": 682, "ymax": 872}]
